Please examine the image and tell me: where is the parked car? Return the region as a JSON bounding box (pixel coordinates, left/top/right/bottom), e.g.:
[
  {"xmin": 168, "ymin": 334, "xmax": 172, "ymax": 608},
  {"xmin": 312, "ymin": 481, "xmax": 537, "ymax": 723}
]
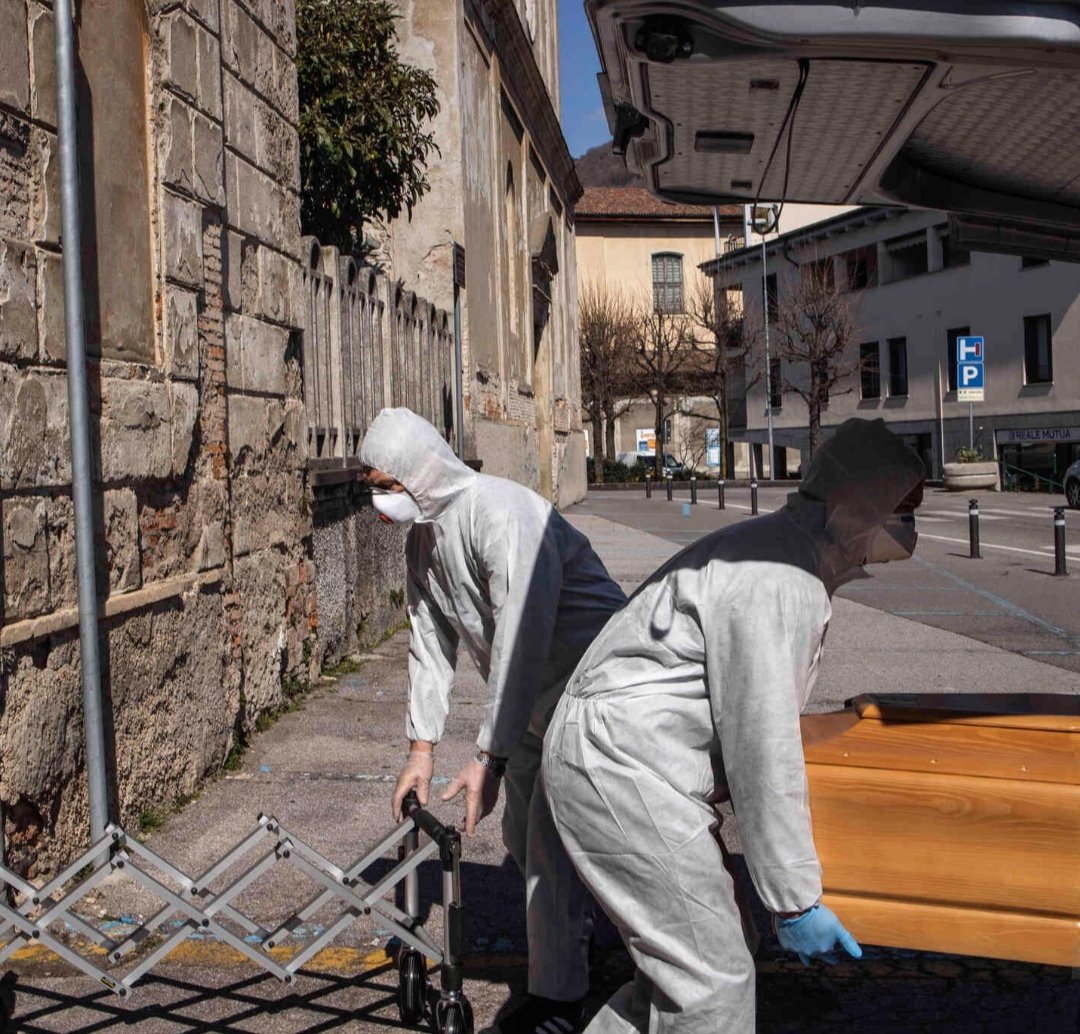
[
  {"xmin": 1064, "ymin": 458, "xmax": 1080, "ymax": 508},
  {"xmin": 586, "ymin": 1, "xmax": 1080, "ymax": 259}
]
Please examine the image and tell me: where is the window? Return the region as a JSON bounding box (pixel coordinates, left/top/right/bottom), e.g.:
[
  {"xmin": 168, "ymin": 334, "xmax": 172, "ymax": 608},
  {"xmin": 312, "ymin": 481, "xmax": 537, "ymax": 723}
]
[
  {"xmin": 885, "ymin": 232, "xmax": 929, "ymax": 281},
  {"xmin": 1021, "ymin": 255, "xmax": 1049, "ymax": 269},
  {"xmin": 1024, "ymin": 314, "xmax": 1053, "ymax": 384},
  {"xmin": 764, "ymin": 272, "xmax": 778, "ymax": 323},
  {"xmin": 652, "ymin": 253, "xmax": 684, "ymax": 313},
  {"xmin": 945, "ymin": 326, "xmax": 969, "ymax": 392},
  {"xmin": 888, "ymin": 337, "xmax": 909, "ymax": 396},
  {"xmin": 859, "ymin": 342, "xmax": 880, "ymax": 399},
  {"xmin": 843, "ymin": 246, "xmax": 878, "ymax": 290},
  {"xmin": 768, "ymin": 357, "xmax": 782, "ymax": 409}
]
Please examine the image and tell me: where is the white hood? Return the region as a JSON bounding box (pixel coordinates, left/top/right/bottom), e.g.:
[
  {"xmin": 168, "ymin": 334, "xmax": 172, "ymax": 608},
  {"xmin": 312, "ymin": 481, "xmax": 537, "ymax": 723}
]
[{"xmin": 359, "ymin": 408, "xmax": 476, "ymax": 521}]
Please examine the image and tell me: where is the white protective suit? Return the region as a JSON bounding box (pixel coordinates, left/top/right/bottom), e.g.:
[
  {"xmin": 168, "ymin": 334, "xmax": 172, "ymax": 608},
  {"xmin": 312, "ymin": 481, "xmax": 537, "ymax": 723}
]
[
  {"xmin": 543, "ymin": 418, "xmax": 925, "ymax": 1033},
  {"xmin": 359, "ymin": 408, "xmax": 628, "ymax": 1001}
]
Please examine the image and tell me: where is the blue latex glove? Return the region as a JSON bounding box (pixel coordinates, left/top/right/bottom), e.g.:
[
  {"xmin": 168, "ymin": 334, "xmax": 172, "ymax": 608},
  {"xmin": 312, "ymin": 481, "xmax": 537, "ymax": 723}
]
[{"xmin": 775, "ymin": 904, "xmax": 863, "ymax": 966}]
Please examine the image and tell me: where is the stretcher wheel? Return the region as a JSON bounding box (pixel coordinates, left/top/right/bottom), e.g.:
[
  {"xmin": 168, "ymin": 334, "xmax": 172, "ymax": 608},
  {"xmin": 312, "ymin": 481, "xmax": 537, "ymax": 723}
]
[
  {"xmin": 397, "ymin": 949, "xmax": 428, "ymax": 1026},
  {"xmin": 433, "ymin": 996, "xmax": 473, "ymax": 1034}
]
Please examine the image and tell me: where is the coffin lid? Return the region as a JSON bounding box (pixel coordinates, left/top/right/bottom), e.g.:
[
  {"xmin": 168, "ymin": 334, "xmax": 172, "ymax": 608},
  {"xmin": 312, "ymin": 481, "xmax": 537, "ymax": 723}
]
[{"xmin": 850, "ymin": 693, "xmax": 1080, "ymax": 733}]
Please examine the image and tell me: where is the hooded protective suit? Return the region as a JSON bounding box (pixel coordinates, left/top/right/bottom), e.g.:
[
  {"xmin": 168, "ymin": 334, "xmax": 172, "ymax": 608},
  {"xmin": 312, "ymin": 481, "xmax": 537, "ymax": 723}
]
[
  {"xmin": 360, "ymin": 408, "xmax": 627, "ymax": 1002},
  {"xmin": 542, "ymin": 419, "xmax": 925, "ymax": 1033}
]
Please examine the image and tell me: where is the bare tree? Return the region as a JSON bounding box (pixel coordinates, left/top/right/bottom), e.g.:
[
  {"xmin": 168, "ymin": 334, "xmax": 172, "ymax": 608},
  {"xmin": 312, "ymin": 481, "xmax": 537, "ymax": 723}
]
[
  {"xmin": 579, "ymin": 280, "xmax": 637, "ymax": 483},
  {"xmin": 633, "ymin": 303, "xmax": 697, "ymax": 477},
  {"xmin": 685, "ymin": 273, "xmax": 760, "ymax": 478},
  {"xmin": 671, "ymin": 412, "xmax": 710, "ymax": 473},
  {"xmin": 773, "ymin": 255, "xmax": 860, "ymax": 458}
]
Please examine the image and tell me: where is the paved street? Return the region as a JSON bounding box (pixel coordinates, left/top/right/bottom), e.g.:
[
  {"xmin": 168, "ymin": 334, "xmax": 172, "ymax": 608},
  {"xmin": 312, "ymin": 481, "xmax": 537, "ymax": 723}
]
[{"xmin": 3, "ymin": 509, "xmax": 1077, "ymax": 1032}]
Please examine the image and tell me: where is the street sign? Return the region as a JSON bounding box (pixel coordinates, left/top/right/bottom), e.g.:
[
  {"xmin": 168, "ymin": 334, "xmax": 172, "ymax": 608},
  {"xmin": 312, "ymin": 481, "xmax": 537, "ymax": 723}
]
[
  {"xmin": 957, "ymin": 335, "xmax": 985, "ymax": 402},
  {"xmin": 636, "ymin": 428, "xmax": 656, "ymax": 456}
]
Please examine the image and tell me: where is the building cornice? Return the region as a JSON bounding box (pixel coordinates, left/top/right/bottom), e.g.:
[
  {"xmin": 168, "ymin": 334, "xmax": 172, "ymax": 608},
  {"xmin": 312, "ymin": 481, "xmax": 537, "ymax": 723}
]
[{"xmin": 469, "ymin": 0, "xmax": 582, "ymax": 210}]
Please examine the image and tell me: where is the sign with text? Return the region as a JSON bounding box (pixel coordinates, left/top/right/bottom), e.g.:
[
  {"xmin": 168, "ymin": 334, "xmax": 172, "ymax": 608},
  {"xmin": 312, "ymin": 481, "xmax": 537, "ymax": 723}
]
[
  {"xmin": 636, "ymin": 429, "xmax": 656, "ymax": 456},
  {"xmin": 957, "ymin": 335, "xmax": 985, "ymax": 402}
]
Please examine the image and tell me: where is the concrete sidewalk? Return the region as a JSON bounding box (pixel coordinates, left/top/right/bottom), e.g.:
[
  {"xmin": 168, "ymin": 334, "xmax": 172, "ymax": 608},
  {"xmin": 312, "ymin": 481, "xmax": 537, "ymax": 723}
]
[{"xmin": 5, "ymin": 516, "xmax": 1076, "ymax": 1032}]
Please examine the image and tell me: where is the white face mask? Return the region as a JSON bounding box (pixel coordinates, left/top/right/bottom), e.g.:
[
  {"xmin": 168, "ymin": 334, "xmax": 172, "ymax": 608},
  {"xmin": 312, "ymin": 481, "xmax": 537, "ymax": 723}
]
[
  {"xmin": 863, "ymin": 513, "xmax": 917, "ymax": 564},
  {"xmin": 371, "ymin": 488, "xmax": 422, "ymax": 525}
]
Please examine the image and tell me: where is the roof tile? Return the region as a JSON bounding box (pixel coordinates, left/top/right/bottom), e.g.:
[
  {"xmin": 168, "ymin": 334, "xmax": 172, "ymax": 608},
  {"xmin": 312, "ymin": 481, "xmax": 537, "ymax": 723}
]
[{"xmin": 575, "ymin": 186, "xmax": 741, "ymax": 221}]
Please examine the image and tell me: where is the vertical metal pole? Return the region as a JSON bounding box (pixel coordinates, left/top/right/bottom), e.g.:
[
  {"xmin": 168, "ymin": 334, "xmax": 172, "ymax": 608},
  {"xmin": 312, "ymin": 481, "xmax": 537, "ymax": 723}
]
[
  {"xmin": 969, "ymin": 403, "xmax": 974, "ymax": 452},
  {"xmin": 1054, "ymin": 508, "xmax": 1068, "ymax": 576},
  {"xmin": 452, "ymin": 283, "xmax": 465, "ymax": 459},
  {"xmin": 54, "ymin": 0, "xmax": 109, "ymax": 842},
  {"xmin": 751, "ymin": 479, "xmax": 759, "ymax": 515},
  {"xmin": 968, "ymin": 499, "xmax": 981, "ymax": 559},
  {"xmin": 717, "ymin": 479, "xmax": 725, "ymax": 510},
  {"xmin": 690, "ymin": 476, "xmax": 698, "ymax": 505},
  {"xmin": 645, "ymin": 475, "xmax": 652, "ymax": 499},
  {"xmin": 761, "ymin": 238, "xmax": 775, "ymax": 479},
  {"xmin": 665, "ymin": 476, "xmax": 673, "ymax": 502}
]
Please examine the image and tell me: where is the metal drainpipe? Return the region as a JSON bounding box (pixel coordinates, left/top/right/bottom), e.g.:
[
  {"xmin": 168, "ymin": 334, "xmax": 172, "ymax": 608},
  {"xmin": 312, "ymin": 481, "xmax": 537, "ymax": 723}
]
[
  {"xmin": 452, "ymin": 283, "xmax": 465, "ymax": 460},
  {"xmin": 54, "ymin": 0, "xmax": 110, "ymax": 842}
]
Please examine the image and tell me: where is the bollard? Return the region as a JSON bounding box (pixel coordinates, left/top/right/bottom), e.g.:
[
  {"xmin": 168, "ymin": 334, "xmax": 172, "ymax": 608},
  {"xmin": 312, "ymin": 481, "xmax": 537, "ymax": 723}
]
[
  {"xmin": 666, "ymin": 475, "xmax": 673, "ymax": 502},
  {"xmin": 750, "ymin": 479, "xmax": 759, "ymax": 515},
  {"xmin": 645, "ymin": 476, "xmax": 652, "ymax": 500},
  {"xmin": 968, "ymin": 499, "xmax": 981, "ymax": 559},
  {"xmin": 1054, "ymin": 507, "xmax": 1068, "ymax": 576},
  {"xmin": 717, "ymin": 479, "xmax": 726, "ymax": 510},
  {"xmin": 690, "ymin": 476, "xmax": 698, "ymax": 505}
]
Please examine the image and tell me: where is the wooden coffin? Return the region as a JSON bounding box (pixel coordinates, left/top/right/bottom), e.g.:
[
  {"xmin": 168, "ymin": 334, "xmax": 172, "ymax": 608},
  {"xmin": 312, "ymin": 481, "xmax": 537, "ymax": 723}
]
[{"xmin": 801, "ymin": 693, "xmax": 1079, "ymax": 968}]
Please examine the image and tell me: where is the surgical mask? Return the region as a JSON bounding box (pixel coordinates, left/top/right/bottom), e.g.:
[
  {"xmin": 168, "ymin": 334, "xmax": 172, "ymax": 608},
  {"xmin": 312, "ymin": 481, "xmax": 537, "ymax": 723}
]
[
  {"xmin": 371, "ymin": 489, "xmax": 421, "ymax": 525},
  {"xmin": 863, "ymin": 513, "xmax": 917, "ymax": 564}
]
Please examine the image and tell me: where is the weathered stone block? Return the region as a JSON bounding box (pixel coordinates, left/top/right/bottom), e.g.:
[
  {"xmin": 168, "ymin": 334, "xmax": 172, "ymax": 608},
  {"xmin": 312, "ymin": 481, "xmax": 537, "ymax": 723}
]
[
  {"xmin": 196, "ymin": 24, "xmax": 222, "ymax": 119},
  {"xmin": 254, "ymin": 97, "xmax": 298, "ymax": 187},
  {"xmin": 222, "ymin": 2, "xmax": 259, "ymax": 86},
  {"xmin": 234, "ymin": 548, "xmax": 288, "ymax": 716},
  {"xmin": 223, "ymin": 230, "xmax": 244, "ymax": 312},
  {"xmin": 0, "ymin": 113, "xmax": 31, "ymax": 241},
  {"xmin": 193, "ymin": 518, "xmax": 225, "ymax": 571},
  {"xmin": 226, "ymin": 313, "xmax": 287, "ymax": 395},
  {"xmin": 161, "ymin": 95, "xmax": 194, "ymax": 193},
  {"xmin": 2, "ymin": 498, "xmax": 49, "ymax": 620},
  {"xmin": 225, "ymin": 153, "xmax": 298, "ymax": 256},
  {"xmin": 101, "ymin": 488, "xmax": 141, "ymax": 593},
  {"xmin": 227, "ymin": 393, "xmax": 283, "ymax": 472},
  {"xmin": 272, "ymin": 44, "xmax": 299, "ymax": 125},
  {"xmin": 242, "ymin": 242, "xmax": 299, "ymax": 325},
  {"xmin": 28, "ymin": 4, "xmax": 55, "ymax": 127},
  {"xmin": 170, "ymin": 380, "xmax": 199, "ymax": 475},
  {"xmin": 192, "ymin": 112, "xmax": 224, "ymax": 205},
  {"xmin": 164, "ymin": 285, "xmax": 199, "ymax": 380},
  {"xmin": 187, "ymin": 0, "xmax": 220, "ymax": 32},
  {"xmin": 44, "ymin": 494, "xmax": 76, "ymax": 608},
  {"xmin": 231, "ymin": 472, "xmax": 296, "ymax": 557},
  {"xmin": 99, "ymin": 379, "xmax": 172, "ymax": 482},
  {"xmin": 28, "ymin": 128, "xmax": 60, "ymax": 246},
  {"xmin": 0, "ymin": 365, "xmax": 71, "ymax": 490},
  {"xmin": 164, "ymin": 11, "xmax": 199, "ymax": 101},
  {"xmin": 163, "ymin": 190, "xmax": 203, "ymax": 287},
  {"xmin": 223, "ymin": 72, "xmax": 257, "ymax": 165},
  {"xmin": 37, "ymin": 248, "xmax": 65, "ymax": 362},
  {"xmin": 0, "ymin": 0, "xmax": 30, "ymax": 112},
  {"xmin": 0, "ymin": 241, "xmax": 37, "ymax": 362}
]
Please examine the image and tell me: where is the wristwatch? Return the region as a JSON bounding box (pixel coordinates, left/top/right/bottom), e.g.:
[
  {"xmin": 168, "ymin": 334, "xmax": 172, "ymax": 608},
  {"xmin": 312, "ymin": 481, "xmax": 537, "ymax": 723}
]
[{"xmin": 474, "ymin": 750, "xmax": 508, "ymax": 777}]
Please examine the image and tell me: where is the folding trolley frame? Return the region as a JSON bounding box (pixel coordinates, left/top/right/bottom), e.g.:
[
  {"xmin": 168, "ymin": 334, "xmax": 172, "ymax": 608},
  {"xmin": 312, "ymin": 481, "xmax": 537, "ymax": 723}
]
[{"xmin": 0, "ymin": 791, "xmax": 470, "ymax": 1033}]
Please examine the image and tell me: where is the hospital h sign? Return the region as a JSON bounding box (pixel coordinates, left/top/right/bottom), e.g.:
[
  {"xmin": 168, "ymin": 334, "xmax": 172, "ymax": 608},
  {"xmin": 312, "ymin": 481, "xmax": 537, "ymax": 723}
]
[{"xmin": 957, "ymin": 336, "xmax": 985, "ymax": 402}]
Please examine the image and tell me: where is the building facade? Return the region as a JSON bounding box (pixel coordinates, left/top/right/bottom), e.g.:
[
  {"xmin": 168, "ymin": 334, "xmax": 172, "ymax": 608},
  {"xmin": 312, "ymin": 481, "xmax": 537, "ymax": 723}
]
[
  {"xmin": 704, "ymin": 207, "xmax": 1080, "ymax": 484},
  {"xmin": 379, "ymin": 0, "xmax": 586, "ymax": 505},
  {"xmin": 574, "ymin": 186, "xmax": 748, "ymax": 471}
]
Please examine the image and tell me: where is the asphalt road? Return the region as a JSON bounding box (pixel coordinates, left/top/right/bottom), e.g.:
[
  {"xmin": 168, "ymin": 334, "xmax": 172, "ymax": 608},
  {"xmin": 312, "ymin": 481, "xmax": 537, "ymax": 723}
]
[{"xmin": 574, "ymin": 486, "xmax": 1080, "ymax": 674}]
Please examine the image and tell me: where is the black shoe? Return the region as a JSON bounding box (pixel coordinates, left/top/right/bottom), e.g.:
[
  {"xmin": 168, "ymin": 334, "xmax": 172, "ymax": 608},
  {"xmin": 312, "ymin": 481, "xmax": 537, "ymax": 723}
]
[{"xmin": 497, "ymin": 995, "xmax": 585, "ymax": 1034}]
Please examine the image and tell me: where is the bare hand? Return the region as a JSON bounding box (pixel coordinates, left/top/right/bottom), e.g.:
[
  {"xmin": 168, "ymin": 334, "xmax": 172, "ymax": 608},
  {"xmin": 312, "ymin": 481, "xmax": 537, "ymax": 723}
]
[
  {"xmin": 441, "ymin": 760, "xmax": 502, "ymax": 836},
  {"xmin": 392, "ymin": 751, "xmax": 434, "ymax": 821}
]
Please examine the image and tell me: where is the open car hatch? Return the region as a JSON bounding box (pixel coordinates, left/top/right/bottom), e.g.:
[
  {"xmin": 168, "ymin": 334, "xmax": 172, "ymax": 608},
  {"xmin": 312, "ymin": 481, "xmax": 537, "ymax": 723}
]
[{"xmin": 588, "ymin": 1, "xmax": 1080, "ymax": 256}]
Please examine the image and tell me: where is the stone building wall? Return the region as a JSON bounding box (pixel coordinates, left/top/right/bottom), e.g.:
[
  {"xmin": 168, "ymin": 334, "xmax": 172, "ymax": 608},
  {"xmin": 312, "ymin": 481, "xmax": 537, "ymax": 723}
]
[{"xmin": 0, "ymin": 0, "xmax": 317, "ymax": 875}]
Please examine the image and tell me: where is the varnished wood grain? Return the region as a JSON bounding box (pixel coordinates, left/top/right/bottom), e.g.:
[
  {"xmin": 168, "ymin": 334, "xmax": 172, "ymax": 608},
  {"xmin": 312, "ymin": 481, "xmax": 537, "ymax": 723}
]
[
  {"xmin": 850, "ymin": 693, "xmax": 1080, "ymax": 732},
  {"xmin": 807, "ymin": 764, "xmax": 1080, "ymax": 916},
  {"xmin": 823, "ymin": 891, "xmax": 1079, "ymax": 968}
]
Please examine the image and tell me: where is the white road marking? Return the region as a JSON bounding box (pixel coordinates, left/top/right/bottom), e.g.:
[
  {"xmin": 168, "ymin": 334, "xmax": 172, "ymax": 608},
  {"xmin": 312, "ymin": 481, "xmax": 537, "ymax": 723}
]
[{"xmin": 917, "ymin": 532, "xmax": 1080, "ymax": 560}]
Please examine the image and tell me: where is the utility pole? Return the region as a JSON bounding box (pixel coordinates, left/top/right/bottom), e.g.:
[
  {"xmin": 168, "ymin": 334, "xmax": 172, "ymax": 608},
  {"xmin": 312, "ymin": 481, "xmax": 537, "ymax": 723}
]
[{"xmin": 749, "ymin": 205, "xmax": 776, "ymax": 480}]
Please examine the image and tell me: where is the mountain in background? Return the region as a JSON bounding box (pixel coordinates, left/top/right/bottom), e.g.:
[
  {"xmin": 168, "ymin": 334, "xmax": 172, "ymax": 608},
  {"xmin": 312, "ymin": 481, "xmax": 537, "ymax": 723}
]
[{"xmin": 574, "ymin": 141, "xmax": 644, "ymax": 187}]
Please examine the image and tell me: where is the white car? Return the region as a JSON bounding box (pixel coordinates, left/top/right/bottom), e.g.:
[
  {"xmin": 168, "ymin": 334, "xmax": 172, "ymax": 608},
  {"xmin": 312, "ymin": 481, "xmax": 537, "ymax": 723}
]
[
  {"xmin": 1065, "ymin": 458, "xmax": 1080, "ymax": 509},
  {"xmin": 587, "ymin": 1, "xmax": 1080, "ymax": 259}
]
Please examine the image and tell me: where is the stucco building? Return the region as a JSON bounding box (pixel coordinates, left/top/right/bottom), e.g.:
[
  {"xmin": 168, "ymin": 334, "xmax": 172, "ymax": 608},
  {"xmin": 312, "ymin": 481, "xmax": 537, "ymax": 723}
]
[
  {"xmin": 574, "ymin": 186, "xmax": 747, "ymax": 471},
  {"xmin": 380, "ymin": 0, "xmax": 586, "ymax": 505},
  {"xmin": 704, "ymin": 206, "xmax": 1080, "ymax": 485}
]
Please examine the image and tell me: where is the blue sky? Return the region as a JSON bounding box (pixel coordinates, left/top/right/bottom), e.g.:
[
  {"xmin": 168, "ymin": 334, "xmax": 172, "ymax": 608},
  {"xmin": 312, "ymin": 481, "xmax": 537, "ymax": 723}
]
[{"xmin": 558, "ymin": 1, "xmax": 609, "ymax": 158}]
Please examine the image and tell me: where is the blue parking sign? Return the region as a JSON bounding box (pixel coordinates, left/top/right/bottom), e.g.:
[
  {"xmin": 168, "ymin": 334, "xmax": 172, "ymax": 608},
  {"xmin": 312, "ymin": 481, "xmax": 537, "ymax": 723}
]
[{"xmin": 957, "ymin": 336, "xmax": 985, "ymax": 401}]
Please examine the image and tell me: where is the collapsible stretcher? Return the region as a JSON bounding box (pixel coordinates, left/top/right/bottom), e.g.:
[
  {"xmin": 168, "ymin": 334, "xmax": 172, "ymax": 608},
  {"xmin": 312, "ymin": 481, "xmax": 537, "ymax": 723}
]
[{"xmin": 0, "ymin": 791, "xmax": 471, "ymax": 1033}]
